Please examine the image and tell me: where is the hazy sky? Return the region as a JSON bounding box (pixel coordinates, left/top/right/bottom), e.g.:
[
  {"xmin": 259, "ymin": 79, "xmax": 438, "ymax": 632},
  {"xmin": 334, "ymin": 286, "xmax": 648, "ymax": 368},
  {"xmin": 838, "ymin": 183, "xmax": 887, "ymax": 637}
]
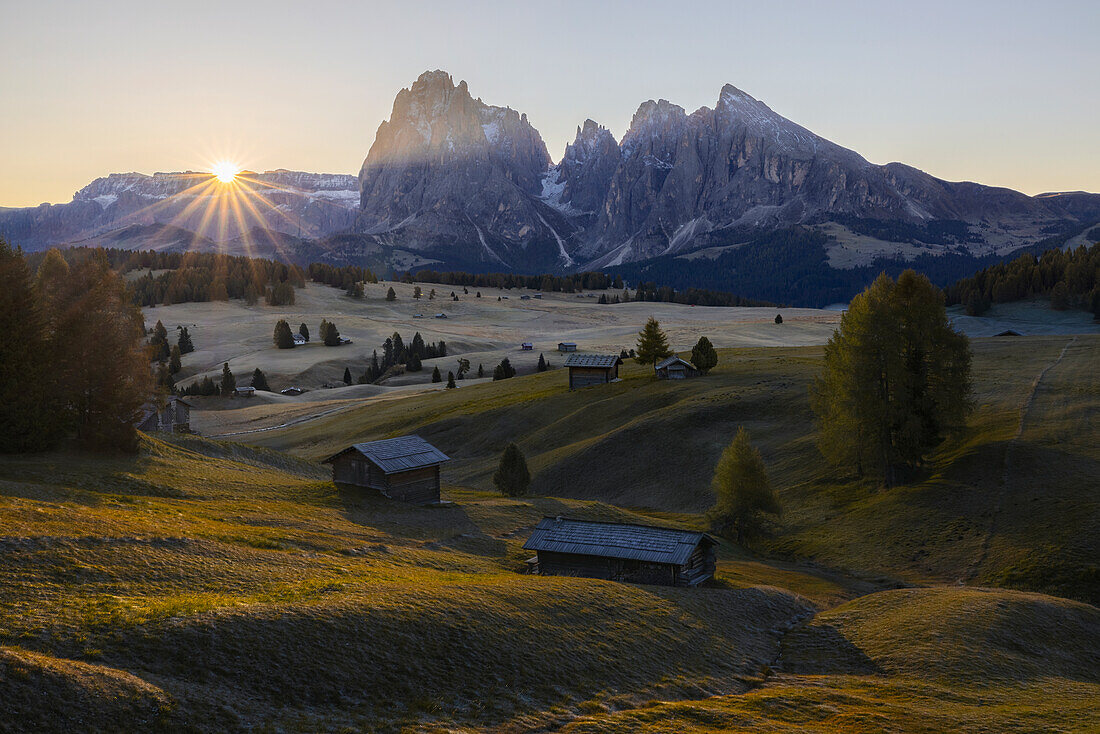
[{"xmin": 2, "ymin": 0, "xmax": 1097, "ymax": 206}]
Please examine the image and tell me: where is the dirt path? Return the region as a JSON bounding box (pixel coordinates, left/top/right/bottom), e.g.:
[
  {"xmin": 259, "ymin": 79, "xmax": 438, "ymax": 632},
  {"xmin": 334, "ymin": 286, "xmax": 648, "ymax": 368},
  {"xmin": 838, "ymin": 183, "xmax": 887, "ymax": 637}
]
[{"xmin": 964, "ymin": 336, "xmax": 1077, "ymax": 582}]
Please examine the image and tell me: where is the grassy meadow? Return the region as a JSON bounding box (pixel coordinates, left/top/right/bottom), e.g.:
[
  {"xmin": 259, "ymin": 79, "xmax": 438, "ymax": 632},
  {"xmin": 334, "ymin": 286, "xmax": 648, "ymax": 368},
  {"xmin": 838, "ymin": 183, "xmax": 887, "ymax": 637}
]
[{"xmin": 0, "ymin": 333, "xmax": 1097, "ymax": 731}]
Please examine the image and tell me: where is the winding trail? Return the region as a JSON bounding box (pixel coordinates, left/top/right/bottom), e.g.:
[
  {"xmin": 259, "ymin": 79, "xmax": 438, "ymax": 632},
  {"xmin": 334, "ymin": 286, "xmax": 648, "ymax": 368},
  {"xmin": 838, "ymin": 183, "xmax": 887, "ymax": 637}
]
[{"xmin": 963, "ymin": 336, "xmax": 1077, "ymax": 582}]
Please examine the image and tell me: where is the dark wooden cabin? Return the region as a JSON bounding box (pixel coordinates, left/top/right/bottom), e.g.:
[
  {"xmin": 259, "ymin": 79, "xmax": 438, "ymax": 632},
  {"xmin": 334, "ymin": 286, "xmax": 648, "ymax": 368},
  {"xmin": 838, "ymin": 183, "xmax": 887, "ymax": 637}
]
[
  {"xmin": 655, "ymin": 355, "xmax": 699, "ymax": 380},
  {"xmin": 523, "ymin": 517, "xmax": 716, "ymax": 586},
  {"xmin": 136, "ymin": 396, "xmax": 191, "ymax": 433},
  {"xmin": 323, "ymin": 435, "xmax": 450, "ymax": 504},
  {"xmin": 564, "ymin": 353, "xmax": 622, "ymax": 389}
]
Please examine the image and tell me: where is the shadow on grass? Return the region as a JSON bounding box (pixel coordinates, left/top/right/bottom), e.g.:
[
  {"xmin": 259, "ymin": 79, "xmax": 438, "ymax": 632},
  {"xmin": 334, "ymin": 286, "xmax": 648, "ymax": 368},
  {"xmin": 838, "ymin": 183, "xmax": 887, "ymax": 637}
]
[{"xmin": 778, "ymin": 623, "xmax": 881, "ymax": 675}]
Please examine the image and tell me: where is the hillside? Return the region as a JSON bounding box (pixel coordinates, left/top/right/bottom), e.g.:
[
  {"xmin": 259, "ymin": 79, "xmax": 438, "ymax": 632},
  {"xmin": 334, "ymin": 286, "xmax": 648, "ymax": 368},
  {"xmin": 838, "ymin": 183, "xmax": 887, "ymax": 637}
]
[{"xmin": 242, "ymin": 335, "xmax": 1100, "ymax": 604}]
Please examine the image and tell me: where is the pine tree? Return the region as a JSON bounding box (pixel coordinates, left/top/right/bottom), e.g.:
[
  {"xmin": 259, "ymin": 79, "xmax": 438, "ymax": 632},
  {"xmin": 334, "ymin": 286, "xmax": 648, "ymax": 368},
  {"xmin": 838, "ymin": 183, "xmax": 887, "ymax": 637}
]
[
  {"xmin": 690, "ymin": 336, "xmax": 718, "ymax": 374},
  {"xmin": 178, "ymin": 326, "xmax": 194, "ymax": 354},
  {"xmin": 413, "ymin": 285, "xmax": 422, "ymax": 300},
  {"xmin": 343, "ymin": 367, "xmax": 352, "ymax": 384},
  {"xmin": 493, "ymin": 443, "xmax": 531, "ymax": 496},
  {"xmin": 810, "ymin": 271, "xmax": 972, "ymax": 485},
  {"xmin": 493, "ymin": 357, "xmax": 515, "ymax": 381},
  {"xmin": 446, "ymin": 371, "xmax": 456, "ymax": 389},
  {"xmin": 169, "ymin": 344, "xmax": 182, "ymax": 374},
  {"xmin": 432, "ymin": 366, "xmax": 442, "ymax": 383},
  {"xmin": 251, "ymin": 368, "xmax": 270, "ymax": 391},
  {"xmin": 274, "ymin": 319, "xmax": 295, "ymax": 349},
  {"xmin": 537, "ymin": 353, "xmax": 548, "ymax": 372},
  {"xmin": 706, "ymin": 427, "xmax": 781, "ymax": 546},
  {"xmin": 386, "ymin": 287, "xmax": 397, "ymax": 301},
  {"xmin": 298, "ymin": 323, "xmax": 309, "ymax": 342},
  {"xmin": 322, "ymin": 320, "xmax": 341, "ymax": 346},
  {"xmin": 220, "ymin": 362, "xmax": 236, "ymax": 397},
  {"xmin": 477, "ymin": 364, "xmax": 484, "ymax": 378},
  {"xmin": 406, "ymin": 351, "xmax": 422, "ymax": 371},
  {"xmin": 0, "ymin": 240, "xmax": 62, "ymax": 451},
  {"xmin": 151, "ymin": 319, "xmax": 170, "ymax": 361},
  {"xmin": 634, "ymin": 317, "xmax": 672, "ymax": 364},
  {"xmin": 774, "ymin": 314, "xmax": 783, "ymax": 324}
]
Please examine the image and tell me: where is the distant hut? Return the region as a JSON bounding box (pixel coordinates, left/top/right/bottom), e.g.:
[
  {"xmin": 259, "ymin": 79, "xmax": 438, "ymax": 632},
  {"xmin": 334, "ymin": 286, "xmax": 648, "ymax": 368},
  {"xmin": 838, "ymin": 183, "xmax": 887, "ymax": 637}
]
[
  {"xmin": 557, "ymin": 341, "xmax": 578, "ymax": 352},
  {"xmin": 523, "ymin": 517, "xmax": 716, "ymax": 586},
  {"xmin": 323, "ymin": 435, "xmax": 450, "ymax": 504},
  {"xmin": 655, "ymin": 355, "xmax": 699, "ymax": 380},
  {"xmin": 521, "ymin": 342, "xmax": 534, "ymax": 351},
  {"xmin": 233, "ymin": 385, "xmax": 256, "ymax": 398},
  {"xmin": 136, "ymin": 396, "xmax": 191, "ymax": 433},
  {"xmin": 280, "ymin": 387, "xmax": 305, "ymax": 396},
  {"xmin": 564, "ymin": 354, "xmax": 622, "ymax": 389}
]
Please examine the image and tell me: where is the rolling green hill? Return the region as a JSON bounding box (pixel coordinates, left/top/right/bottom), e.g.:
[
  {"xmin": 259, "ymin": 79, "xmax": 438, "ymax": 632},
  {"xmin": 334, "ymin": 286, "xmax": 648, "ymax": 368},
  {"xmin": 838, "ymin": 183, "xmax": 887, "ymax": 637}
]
[{"xmin": 247, "ymin": 335, "xmax": 1100, "ymax": 604}]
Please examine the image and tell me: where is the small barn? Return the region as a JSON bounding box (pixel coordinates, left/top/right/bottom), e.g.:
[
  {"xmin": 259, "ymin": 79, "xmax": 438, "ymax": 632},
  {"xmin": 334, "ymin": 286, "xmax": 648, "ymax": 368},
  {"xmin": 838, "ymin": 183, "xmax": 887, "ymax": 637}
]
[
  {"xmin": 558, "ymin": 342, "xmax": 578, "ymax": 352},
  {"xmin": 564, "ymin": 353, "xmax": 622, "ymax": 389},
  {"xmin": 655, "ymin": 355, "xmax": 699, "ymax": 380},
  {"xmin": 136, "ymin": 396, "xmax": 191, "ymax": 433},
  {"xmin": 521, "ymin": 342, "xmax": 534, "ymax": 351},
  {"xmin": 323, "ymin": 435, "xmax": 450, "ymax": 504},
  {"xmin": 523, "ymin": 517, "xmax": 717, "ymax": 586},
  {"xmin": 233, "ymin": 386, "xmax": 256, "ymax": 398}
]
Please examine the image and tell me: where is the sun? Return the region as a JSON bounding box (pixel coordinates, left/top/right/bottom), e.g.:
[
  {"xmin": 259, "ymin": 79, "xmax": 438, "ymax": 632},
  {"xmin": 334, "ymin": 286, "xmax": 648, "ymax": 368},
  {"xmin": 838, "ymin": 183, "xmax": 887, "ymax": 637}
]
[{"xmin": 211, "ymin": 160, "xmax": 241, "ymax": 183}]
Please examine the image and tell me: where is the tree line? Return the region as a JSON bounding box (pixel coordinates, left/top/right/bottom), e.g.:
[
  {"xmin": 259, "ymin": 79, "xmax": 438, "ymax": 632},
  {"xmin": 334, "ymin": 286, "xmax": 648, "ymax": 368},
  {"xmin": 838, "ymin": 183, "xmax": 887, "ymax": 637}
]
[
  {"xmin": 402, "ymin": 269, "xmax": 618, "ymax": 292},
  {"xmin": 1, "ymin": 242, "xmax": 152, "ymax": 452},
  {"xmin": 944, "ymin": 243, "xmax": 1100, "ymax": 317}
]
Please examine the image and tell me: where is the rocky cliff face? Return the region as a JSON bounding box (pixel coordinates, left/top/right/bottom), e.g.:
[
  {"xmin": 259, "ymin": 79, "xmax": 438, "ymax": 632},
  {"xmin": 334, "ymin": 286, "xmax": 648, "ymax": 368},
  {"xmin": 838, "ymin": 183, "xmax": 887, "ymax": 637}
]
[{"xmin": 356, "ymin": 70, "xmax": 575, "ymax": 269}]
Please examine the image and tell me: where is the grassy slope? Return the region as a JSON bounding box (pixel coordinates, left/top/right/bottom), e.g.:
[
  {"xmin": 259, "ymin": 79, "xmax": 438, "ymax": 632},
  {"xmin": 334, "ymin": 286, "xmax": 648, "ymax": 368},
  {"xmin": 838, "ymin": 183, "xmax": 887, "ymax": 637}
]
[
  {"xmin": 247, "ymin": 335, "xmax": 1100, "ymax": 603},
  {"xmin": 0, "ymin": 435, "xmax": 827, "ymax": 732},
  {"xmin": 560, "ymin": 587, "xmax": 1100, "ymax": 733}
]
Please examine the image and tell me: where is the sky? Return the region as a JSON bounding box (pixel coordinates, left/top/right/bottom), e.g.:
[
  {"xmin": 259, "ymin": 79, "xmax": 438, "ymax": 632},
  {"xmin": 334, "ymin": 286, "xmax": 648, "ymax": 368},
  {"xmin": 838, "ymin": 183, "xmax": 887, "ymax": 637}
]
[{"xmin": 1, "ymin": 0, "xmax": 1097, "ymax": 207}]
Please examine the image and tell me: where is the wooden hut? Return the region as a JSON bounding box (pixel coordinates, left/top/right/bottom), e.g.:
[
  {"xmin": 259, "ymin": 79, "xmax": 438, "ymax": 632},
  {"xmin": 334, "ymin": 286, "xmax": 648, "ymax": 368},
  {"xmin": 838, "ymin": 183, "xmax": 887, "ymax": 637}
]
[
  {"xmin": 523, "ymin": 517, "xmax": 716, "ymax": 586},
  {"xmin": 557, "ymin": 342, "xmax": 578, "ymax": 352},
  {"xmin": 233, "ymin": 386, "xmax": 256, "ymax": 398},
  {"xmin": 136, "ymin": 396, "xmax": 191, "ymax": 433},
  {"xmin": 564, "ymin": 353, "xmax": 622, "ymax": 389},
  {"xmin": 655, "ymin": 355, "xmax": 699, "ymax": 380},
  {"xmin": 323, "ymin": 435, "xmax": 450, "ymax": 504},
  {"xmin": 521, "ymin": 342, "xmax": 534, "ymax": 351}
]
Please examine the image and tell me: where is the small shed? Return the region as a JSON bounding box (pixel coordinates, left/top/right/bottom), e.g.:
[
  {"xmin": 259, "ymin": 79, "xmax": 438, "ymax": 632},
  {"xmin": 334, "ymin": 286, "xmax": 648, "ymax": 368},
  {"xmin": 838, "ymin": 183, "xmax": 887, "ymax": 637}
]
[
  {"xmin": 136, "ymin": 396, "xmax": 191, "ymax": 433},
  {"xmin": 558, "ymin": 342, "xmax": 578, "ymax": 352},
  {"xmin": 564, "ymin": 353, "xmax": 622, "ymax": 389},
  {"xmin": 655, "ymin": 355, "xmax": 699, "ymax": 380},
  {"xmin": 523, "ymin": 517, "xmax": 716, "ymax": 586},
  {"xmin": 323, "ymin": 435, "xmax": 450, "ymax": 504},
  {"xmin": 533, "ymin": 293, "xmax": 543, "ymax": 299},
  {"xmin": 233, "ymin": 386, "xmax": 256, "ymax": 398},
  {"xmin": 521, "ymin": 342, "xmax": 534, "ymax": 351},
  {"xmin": 292, "ymin": 333, "xmax": 307, "ymax": 346}
]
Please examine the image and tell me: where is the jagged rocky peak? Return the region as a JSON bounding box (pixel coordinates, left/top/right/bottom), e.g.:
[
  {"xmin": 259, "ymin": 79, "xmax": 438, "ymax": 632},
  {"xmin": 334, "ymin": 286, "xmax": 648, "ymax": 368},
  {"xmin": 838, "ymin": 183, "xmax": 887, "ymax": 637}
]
[
  {"xmin": 554, "ymin": 120, "xmax": 620, "ymax": 214},
  {"xmin": 622, "ymin": 99, "xmax": 687, "ymax": 148}
]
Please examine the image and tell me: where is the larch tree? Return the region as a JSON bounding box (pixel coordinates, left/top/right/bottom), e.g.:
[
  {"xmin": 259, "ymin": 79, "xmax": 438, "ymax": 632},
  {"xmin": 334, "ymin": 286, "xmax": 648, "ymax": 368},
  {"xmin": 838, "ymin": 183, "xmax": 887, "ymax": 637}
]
[
  {"xmin": 0, "ymin": 240, "xmax": 63, "ymax": 451},
  {"xmin": 493, "ymin": 443, "xmax": 531, "ymax": 497},
  {"xmin": 169, "ymin": 344, "xmax": 182, "ymax": 374},
  {"xmin": 635, "ymin": 317, "xmax": 672, "ymax": 364},
  {"xmin": 220, "ymin": 362, "xmax": 236, "ymax": 397},
  {"xmin": 809, "ymin": 270, "xmax": 972, "ymax": 486},
  {"xmin": 273, "ymin": 319, "xmax": 295, "ymax": 349},
  {"xmin": 706, "ymin": 427, "xmax": 781, "ymax": 546},
  {"xmin": 690, "ymin": 336, "xmax": 718, "ymax": 374}
]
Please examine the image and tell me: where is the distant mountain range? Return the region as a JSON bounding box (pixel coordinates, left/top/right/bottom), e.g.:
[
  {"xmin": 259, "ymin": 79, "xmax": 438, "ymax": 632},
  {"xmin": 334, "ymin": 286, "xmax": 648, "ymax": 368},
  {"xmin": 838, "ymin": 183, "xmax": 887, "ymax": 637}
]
[{"xmin": 3, "ymin": 70, "xmax": 1098, "ymax": 303}]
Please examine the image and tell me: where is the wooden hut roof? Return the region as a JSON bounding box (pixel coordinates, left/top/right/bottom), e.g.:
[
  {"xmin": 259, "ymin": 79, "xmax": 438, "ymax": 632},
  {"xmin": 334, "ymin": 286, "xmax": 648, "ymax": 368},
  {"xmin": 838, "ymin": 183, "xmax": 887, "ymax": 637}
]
[
  {"xmin": 523, "ymin": 517, "xmax": 713, "ymax": 565},
  {"xmin": 655, "ymin": 355, "xmax": 694, "ymax": 370},
  {"xmin": 322, "ymin": 435, "xmax": 450, "ymax": 473},
  {"xmin": 563, "ymin": 354, "xmax": 622, "ymax": 369}
]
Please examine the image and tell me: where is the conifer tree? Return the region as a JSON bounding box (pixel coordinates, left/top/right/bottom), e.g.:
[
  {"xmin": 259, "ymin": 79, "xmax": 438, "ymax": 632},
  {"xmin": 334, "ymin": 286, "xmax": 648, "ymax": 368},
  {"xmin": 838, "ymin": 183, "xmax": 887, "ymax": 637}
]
[
  {"xmin": 477, "ymin": 364, "xmax": 484, "ymax": 378},
  {"xmin": 169, "ymin": 344, "xmax": 182, "ymax": 374},
  {"xmin": 406, "ymin": 351, "xmax": 422, "ymax": 371},
  {"xmin": 220, "ymin": 362, "xmax": 236, "ymax": 396},
  {"xmin": 431, "ymin": 366, "xmax": 442, "ymax": 383},
  {"xmin": 343, "ymin": 367, "xmax": 352, "ymax": 384},
  {"xmin": 493, "ymin": 443, "xmax": 531, "ymax": 497},
  {"xmin": 274, "ymin": 319, "xmax": 295, "ymax": 349},
  {"xmin": 0, "ymin": 240, "xmax": 61, "ymax": 451},
  {"xmin": 810, "ymin": 271, "xmax": 972, "ymax": 485},
  {"xmin": 151, "ymin": 320, "xmax": 170, "ymax": 361},
  {"xmin": 385, "ymin": 286, "xmax": 396, "ymax": 301},
  {"xmin": 707, "ymin": 427, "xmax": 780, "ymax": 546},
  {"xmin": 446, "ymin": 371, "xmax": 456, "ymax": 389},
  {"xmin": 298, "ymin": 323, "xmax": 309, "ymax": 342},
  {"xmin": 537, "ymin": 353, "xmax": 548, "ymax": 372},
  {"xmin": 322, "ymin": 320, "xmax": 341, "ymax": 346},
  {"xmin": 775, "ymin": 314, "xmax": 783, "ymax": 324},
  {"xmin": 690, "ymin": 336, "xmax": 718, "ymax": 374},
  {"xmin": 178, "ymin": 326, "xmax": 194, "ymax": 354},
  {"xmin": 251, "ymin": 368, "xmax": 270, "ymax": 391},
  {"xmin": 634, "ymin": 317, "xmax": 672, "ymax": 364}
]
